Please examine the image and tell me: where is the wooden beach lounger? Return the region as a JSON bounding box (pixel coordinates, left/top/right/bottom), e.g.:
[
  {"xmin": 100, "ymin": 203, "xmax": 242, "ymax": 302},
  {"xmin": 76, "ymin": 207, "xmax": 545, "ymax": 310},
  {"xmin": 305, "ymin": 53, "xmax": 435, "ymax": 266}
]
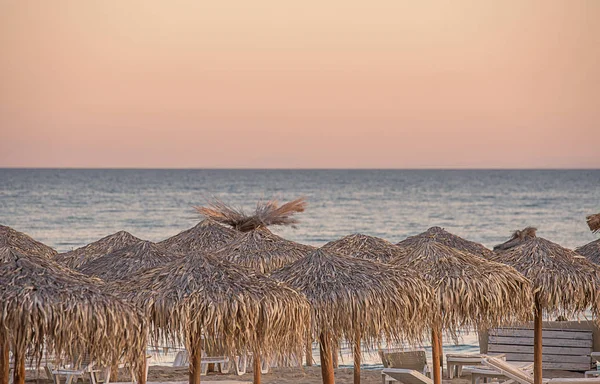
[
  {"xmin": 381, "ymin": 369, "xmax": 433, "ymax": 384},
  {"xmin": 481, "ymin": 355, "xmax": 600, "ymax": 384}
]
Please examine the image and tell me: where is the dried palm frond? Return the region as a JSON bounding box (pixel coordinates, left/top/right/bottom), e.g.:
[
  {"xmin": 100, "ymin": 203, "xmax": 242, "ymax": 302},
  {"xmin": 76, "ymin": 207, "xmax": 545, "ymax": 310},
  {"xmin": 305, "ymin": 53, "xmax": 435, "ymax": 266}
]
[
  {"xmin": 271, "ymin": 248, "xmax": 435, "ymax": 349},
  {"xmin": 112, "ymin": 252, "xmax": 309, "ymax": 362},
  {"xmin": 394, "ymin": 237, "xmax": 533, "ymax": 333},
  {"xmin": 323, "ymin": 233, "xmax": 407, "ymax": 263},
  {"xmin": 397, "ymin": 226, "xmax": 494, "ymax": 258},
  {"xmin": 55, "ymin": 231, "xmax": 142, "ymax": 269},
  {"xmin": 79, "ymin": 240, "xmax": 180, "ymax": 282},
  {"xmin": 491, "ymin": 237, "xmax": 600, "ymax": 318},
  {"xmin": 195, "ymin": 197, "xmax": 307, "ymax": 232},
  {"xmin": 0, "ymin": 225, "xmax": 57, "ymax": 259},
  {"xmin": 158, "ymin": 219, "xmax": 238, "ymax": 255},
  {"xmin": 576, "ymin": 239, "xmax": 600, "ymax": 265},
  {"xmin": 493, "ymin": 227, "xmax": 537, "ymax": 252},
  {"xmin": 213, "ymin": 226, "xmax": 314, "ymax": 274},
  {"xmin": 587, "ymin": 213, "xmax": 600, "ymax": 234},
  {"xmin": 0, "ymin": 247, "xmax": 146, "ymax": 372}
]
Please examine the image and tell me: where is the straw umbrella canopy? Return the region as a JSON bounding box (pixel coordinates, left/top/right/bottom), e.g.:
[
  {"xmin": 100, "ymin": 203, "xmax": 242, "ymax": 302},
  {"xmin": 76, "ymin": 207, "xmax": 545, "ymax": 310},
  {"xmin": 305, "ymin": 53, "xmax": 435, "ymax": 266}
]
[
  {"xmin": 322, "ymin": 233, "xmax": 406, "ymax": 263},
  {"xmin": 393, "ymin": 237, "xmax": 533, "ymax": 384},
  {"xmin": 576, "ymin": 238, "xmax": 600, "ymax": 264},
  {"xmin": 397, "ymin": 226, "xmax": 495, "ymax": 258},
  {"xmin": 493, "ymin": 227, "xmax": 538, "ymax": 252},
  {"xmin": 158, "ymin": 219, "xmax": 238, "ymax": 255},
  {"xmin": 0, "ymin": 225, "xmax": 57, "ymax": 259},
  {"xmin": 112, "ymin": 252, "xmax": 309, "ymax": 384},
  {"xmin": 271, "ymin": 248, "xmax": 435, "ymax": 384},
  {"xmin": 490, "ymin": 235, "xmax": 600, "ymax": 384},
  {"xmin": 55, "ymin": 231, "xmax": 143, "ymax": 269},
  {"xmin": 212, "ymin": 227, "xmax": 315, "ymax": 274},
  {"xmin": 587, "ymin": 213, "xmax": 600, "ymax": 234},
  {"xmin": 0, "ymin": 247, "xmax": 147, "ymax": 384},
  {"xmin": 78, "ymin": 240, "xmax": 179, "ymax": 282}
]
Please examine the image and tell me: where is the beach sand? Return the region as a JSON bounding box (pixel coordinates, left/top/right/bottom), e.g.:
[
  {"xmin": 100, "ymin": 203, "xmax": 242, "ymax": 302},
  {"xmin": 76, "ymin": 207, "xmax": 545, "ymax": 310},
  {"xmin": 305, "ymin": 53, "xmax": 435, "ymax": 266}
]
[{"xmin": 25, "ymin": 365, "xmax": 585, "ymax": 384}]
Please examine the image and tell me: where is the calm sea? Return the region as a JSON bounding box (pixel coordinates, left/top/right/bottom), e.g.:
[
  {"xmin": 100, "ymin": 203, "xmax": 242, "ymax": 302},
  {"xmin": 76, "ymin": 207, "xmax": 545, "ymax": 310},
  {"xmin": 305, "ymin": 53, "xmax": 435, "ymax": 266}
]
[{"xmin": 1, "ymin": 168, "xmax": 599, "ymax": 367}]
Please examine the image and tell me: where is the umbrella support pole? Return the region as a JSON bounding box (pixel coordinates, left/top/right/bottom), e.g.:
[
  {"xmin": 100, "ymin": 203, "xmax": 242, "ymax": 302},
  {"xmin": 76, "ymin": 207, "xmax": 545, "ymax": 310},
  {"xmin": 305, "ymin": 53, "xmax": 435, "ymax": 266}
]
[
  {"xmin": 306, "ymin": 338, "xmax": 313, "ymax": 366},
  {"xmin": 332, "ymin": 343, "xmax": 339, "ymax": 369},
  {"xmin": 189, "ymin": 339, "xmax": 202, "ymax": 384},
  {"xmin": 253, "ymin": 349, "xmax": 261, "ymax": 384},
  {"xmin": 12, "ymin": 346, "xmax": 25, "ymax": 384},
  {"xmin": 137, "ymin": 354, "xmax": 147, "ymax": 384},
  {"xmin": 353, "ymin": 330, "xmax": 361, "ymax": 384},
  {"xmin": 431, "ymin": 326, "xmax": 442, "ymax": 384},
  {"xmin": 319, "ymin": 333, "xmax": 335, "ymax": 384},
  {"xmin": 0, "ymin": 333, "xmax": 8, "ymax": 384},
  {"xmin": 534, "ymin": 297, "xmax": 542, "ymax": 384}
]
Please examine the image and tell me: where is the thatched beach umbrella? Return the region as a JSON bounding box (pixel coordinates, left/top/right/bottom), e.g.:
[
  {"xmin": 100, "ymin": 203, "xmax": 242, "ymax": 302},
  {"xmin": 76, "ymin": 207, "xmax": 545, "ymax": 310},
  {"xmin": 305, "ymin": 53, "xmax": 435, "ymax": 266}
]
[
  {"xmin": 397, "ymin": 226, "xmax": 495, "ymax": 258},
  {"xmin": 55, "ymin": 231, "xmax": 142, "ymax": 269},
  {"xmin": 493, "ymin": 227, "xmax": 538, "ymax": 252},
  {"xmin": 587, "ymin": 213, "xmax": 600, "ymax": 234},
  {"xmin": 78, "ymin": 240, "xmax": 179, "ymax": 282},
  {"xmin": 271, "ymin": 248, "xmax": 435, "ymax": 384},
  {"xmin": 393, "ymin": 238, "xmax": 533, "ymax": 384},
  {"xmin": 0, "ymin": 225, "xmax": 57, "ymax": 259},
  {"xmin": 0, "ymin": 247, "xmax": 147, "ymax": 384},
  {"xmin": 576, "ymin": 238, "xmax": 600, "ymax": 264},
  {"xmin": 114, "ymin": 253, "xmax": 309, "ymax": 384},
  {"xmin": 158, "ymin": 219, "xmax": 238, "ymax": 255},
  {"xmin": 322, "ymin": 233, "xmax": 406, "ymax": 263},
  {"xmin": 212, "ymin": 226, "xmax": 315, "ymax": 274},
  {"xmin": 490, "ymin": 235, "xmax": 600, "ymax": 384}
]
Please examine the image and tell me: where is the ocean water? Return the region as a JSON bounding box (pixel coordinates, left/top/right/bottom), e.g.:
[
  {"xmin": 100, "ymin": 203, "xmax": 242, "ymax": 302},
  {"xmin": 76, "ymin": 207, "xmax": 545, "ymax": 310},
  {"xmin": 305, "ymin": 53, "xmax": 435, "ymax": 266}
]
[{"xmin": 1, "ymin": 168, "xmax": 599, "ymax": 367}]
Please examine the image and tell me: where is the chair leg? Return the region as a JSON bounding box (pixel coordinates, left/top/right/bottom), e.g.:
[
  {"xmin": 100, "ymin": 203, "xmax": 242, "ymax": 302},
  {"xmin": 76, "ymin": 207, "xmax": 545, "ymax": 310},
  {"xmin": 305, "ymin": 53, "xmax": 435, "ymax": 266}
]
[{"xmin": 234, "ymin": 355, "xmax": 247, "ymax": 376}]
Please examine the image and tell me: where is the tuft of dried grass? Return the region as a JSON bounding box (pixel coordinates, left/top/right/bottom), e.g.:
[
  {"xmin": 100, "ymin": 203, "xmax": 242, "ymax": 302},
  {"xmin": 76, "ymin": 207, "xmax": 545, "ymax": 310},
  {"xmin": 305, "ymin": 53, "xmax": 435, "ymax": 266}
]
[
  {"xmin": 394, "ymin": 237, "xmax": 533, "ymax": 333},
  {"xmin": 55, "ymin": 231, "xmax": 142, "ymax": 269},
  {"xmin": 213, "ymin": 226, "xmax": 314, "ymax": 274},
  {"xmin": 576, "ymin": 239, "xmax": 600, "ymax": 265},
  {"xmin": 493, "ymin": 226, "xmax": 537, "ymax": 252},
  {"xmin": 158, "ymin": 219, "xmax": 238, "ymax": 255},
  {"xmin": 491, "ymin": 236, "xmax": 600, "ymax": 318},
  {"xmin": 322, "ymin": 233, "xmax": 406, "ymax": 263},
  {"xmin": 0, "ymin": 225, "xmax": 57, "ymax": 259},
  {"xmin": 587, "ymin": 213, "xmax": 600, "ymax": 234},
  {"xmin": 0, "ymin": 246, "xmax": 147, "ymax": 372},
  {"xmin": 397, "ymin": 226, "xmax": 494, "ymax": 259},
  {"xmin": 79, "ymin": 240, "xmax": 180, "ymax": 282},
  {"xmin": 195, "ymin": 197, "xmax": 307, "ymax": 232}
]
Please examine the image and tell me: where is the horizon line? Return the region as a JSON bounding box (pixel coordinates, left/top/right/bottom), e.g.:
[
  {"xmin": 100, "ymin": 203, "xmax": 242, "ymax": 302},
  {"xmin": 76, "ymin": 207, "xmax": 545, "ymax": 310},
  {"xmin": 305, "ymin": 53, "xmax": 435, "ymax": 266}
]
[{"xmin": 1, "ymin": 167, "xmax": 599, "ymax": 171}]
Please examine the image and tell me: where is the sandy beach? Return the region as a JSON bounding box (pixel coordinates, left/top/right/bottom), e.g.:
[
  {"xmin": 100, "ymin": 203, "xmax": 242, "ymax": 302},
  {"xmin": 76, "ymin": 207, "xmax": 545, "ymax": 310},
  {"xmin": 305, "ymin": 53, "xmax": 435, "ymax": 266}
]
[{"xmin": 24, "ymin": 365, "xmax": 585, "ymax": 384}]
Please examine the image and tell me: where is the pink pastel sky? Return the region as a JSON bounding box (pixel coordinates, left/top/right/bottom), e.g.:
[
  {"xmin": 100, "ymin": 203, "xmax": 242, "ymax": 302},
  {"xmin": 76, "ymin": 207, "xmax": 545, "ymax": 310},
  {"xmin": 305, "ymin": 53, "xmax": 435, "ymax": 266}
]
[{"xmin": 1, "ymin": 1, "xmax": 598, "ymax": 168}]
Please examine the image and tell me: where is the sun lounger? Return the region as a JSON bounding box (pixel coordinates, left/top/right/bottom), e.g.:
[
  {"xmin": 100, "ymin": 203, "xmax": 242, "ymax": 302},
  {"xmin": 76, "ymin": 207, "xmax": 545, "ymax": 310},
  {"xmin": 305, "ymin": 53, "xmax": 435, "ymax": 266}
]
[
  {"xmin": 470, "ymin": 362, "xmax": 533, "ymax": 384},
  {"xmin": 481, "ymin": 355, "xmax": 600, "ymax": 384},
  {"xmin": 379, "ymin": 348, "xmax": 441, "ymax": 384},
  {"xmin": 446, "ymin": 353, "xmax": 505, "ymax": 379},
  {"xmin": 382, "ymin": 369, "xmax": 433, "ymax": 384}
]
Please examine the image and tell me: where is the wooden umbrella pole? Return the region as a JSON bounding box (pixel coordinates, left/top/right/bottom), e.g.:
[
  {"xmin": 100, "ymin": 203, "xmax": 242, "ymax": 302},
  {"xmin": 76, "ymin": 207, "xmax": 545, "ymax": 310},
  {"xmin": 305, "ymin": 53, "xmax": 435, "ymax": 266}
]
[
  {"xmin": 332, "ymin": 342, "xmax": 339, "ymax": 368},
  {"xmin": 137, "ymin": 354, "xmax": 147, "ymax": 384},
  {"xmin": 0, "ymin": 332, "xmax": 8, "ymax": 384},
  {"xmin": 431, "ymin": 326, "xmax": 442, "ymax": 384},
  {"xmin": 353, "ymin": 329, "xmax": 361, "ymax": 384},
  {"xmin": 13, "ymin": 346, "xmax": 25, "ymax": 384},
  {"xmin": 319, "ymin": 333, "xmax": 335, "ymax": 384},
  {"xmin": 189, "ymin": 338, "xmax": 202, "ymax": 384},
  {"xmin": 534, "ymin": 296, "xmax": 543, "ymax": 384},
  {"xmin": 253, "ymin": 348, "xmax": 261, "ymax": 384},
  {"xmin": 306, "ymin": 338, "xmax": 313, "ymax": 367}
]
